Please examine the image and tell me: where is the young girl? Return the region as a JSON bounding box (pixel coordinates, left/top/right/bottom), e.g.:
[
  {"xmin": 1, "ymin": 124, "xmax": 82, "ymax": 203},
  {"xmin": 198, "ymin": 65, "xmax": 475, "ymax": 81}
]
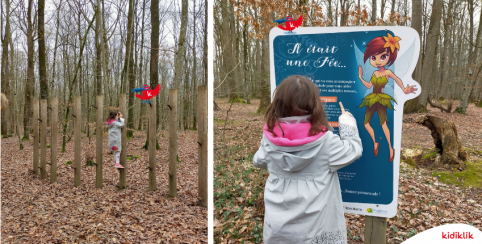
[
  {"xmin": 253, "ymin": 75, "xmax": 363, "ymax": 243},
  {"xmin": 106, "ymin": 111, "xmax": 125, "ymax": 169}
]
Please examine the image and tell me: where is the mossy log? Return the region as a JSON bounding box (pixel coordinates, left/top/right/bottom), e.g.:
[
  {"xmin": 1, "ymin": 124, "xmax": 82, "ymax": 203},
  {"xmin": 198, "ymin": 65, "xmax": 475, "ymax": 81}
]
[{"xmin": 416, "ymin": 115, "xmax": 468, "ymax": 169}]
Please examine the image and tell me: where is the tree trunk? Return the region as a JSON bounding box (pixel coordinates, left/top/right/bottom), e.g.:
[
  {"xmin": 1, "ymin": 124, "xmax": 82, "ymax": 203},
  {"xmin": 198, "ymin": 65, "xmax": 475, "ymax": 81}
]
[
  {"xmin": 380, "ymin": 0, "xmax": 386, "ymax": 21},
  {"xmin": 124, "ymin": 0, "xmax": 135, "ymax": 137},
  {"xmin": 458, "ymin": 0, "xmax": 481, "ymax": 114},
  {"xmin": 371, "ymin": 0, "xmax": 377, "ymax": 23},
  {"xmin": 439, "ymin": 0, "xmax": 454, "ymax": 99},
  {"xmin": 327, "ymin": 0, "xmax": 333, "ymax": 26},
  {"xmin": 174, "ymin": 0, "xmax": 188, "ymax": 90},
  {"xmin": 23, "ymin": 0, "xmax": 35, "ymax": 140},
  {"xmin": 192, "ymin": 1, "xmax": 198, "ymax": 130},
  {"xmin": 144, "ymin": 0, "xmax": 160, "ymax": 150},
  {"xmin": 221, "ymin": 0, "xmax": 237, "ymax": 101},
  {"xmin": 405, "ymin": 0, "xmax": 443, "ymax": 113},
  {"xmin": 416, "ymin": 115, "xmax": 468, "ymax": 169},
  {"xmin": 1, "ymin": 0, "xmax": 10, "ymax": 136},
  {"xmin": 257, "ymin": 36, "xmax": 270, "ymax": 114},
  {"xmin": 38, "ymin": 0, "xmax": 49, "ymax": 101}
]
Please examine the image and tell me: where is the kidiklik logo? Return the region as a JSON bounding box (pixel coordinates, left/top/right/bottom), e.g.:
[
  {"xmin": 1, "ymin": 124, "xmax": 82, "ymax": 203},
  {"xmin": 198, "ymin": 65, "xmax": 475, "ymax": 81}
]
[
  {"xmin": 442, "ymin": 232, "xmax": 474, "ymax": 239},
  {"xmin": 367, "ymin": 208, "xmax": 372, "ymax": 213}
]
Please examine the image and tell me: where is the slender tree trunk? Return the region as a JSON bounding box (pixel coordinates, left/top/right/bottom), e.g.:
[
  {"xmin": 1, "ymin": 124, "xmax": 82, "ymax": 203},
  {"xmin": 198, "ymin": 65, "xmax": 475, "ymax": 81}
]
[
  {"xmin": 192, "ymin": 0, "xmax": 198, "ymax": 130},
  {"xmin": 371, "ymin": 0, "xmax": 377, "ymax": 23},
  {"xmin": 380, "ymin": 0, "xmax": 386, "ymax": 21},
  {"xmin": 405, "ymin": 0, "xmax": 442, "ymax": 113},
  {"xmin": 23, "ymin": 0, "xmax": 35, "ymax": 140},
  {"xmin": 138, "ymin": 0, "xmax": 147, "ymax": 131},
  {"xmin": 38, "ymin": 0, "xmax": 48, "ymax": 101},
  {"xmin": 144, "ymin": 0, "xmax": 160, "ymax": 150},
  {"xmin": 1, "ymin": 0, "xmax": 11, "ymax": 136},
  {"xmin": 327, "ymin": 0, "xmax": 333, "ymax": 26},
  {"xmin": 257, "ymin": 36, "xmax": 270, "ymax": 114},
  {"xmin": 439, "ymin": 0, "xmax": 454, "ymax": 99},
  {"xmin": 122, "ymin": 0, "xmax": 136, "ymax": 137},
  {"xmin": 457, "ymin": 0, "xmax": 481, "ymax": 113},
  {"xmin": 174, "ymin": 0, "xmax": 189, "ymax": 90},
  {"xmin": 95, "ymin": 0, "xmax": 102, "ymax": 96},
  {"xmin": 204, "ymin": 0, "xmax": 208, "ymax": 86}
]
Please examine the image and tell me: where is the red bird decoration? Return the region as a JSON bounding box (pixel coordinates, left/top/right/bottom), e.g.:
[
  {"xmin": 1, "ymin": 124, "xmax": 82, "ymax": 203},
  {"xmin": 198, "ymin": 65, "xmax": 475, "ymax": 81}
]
[
  {"xmin": 135, "ymin": 84, "xmax": 161, "ymax": 100},
  {"xmin": 277, "ymin": 16, "xmax": 303, "ymax": 33}
]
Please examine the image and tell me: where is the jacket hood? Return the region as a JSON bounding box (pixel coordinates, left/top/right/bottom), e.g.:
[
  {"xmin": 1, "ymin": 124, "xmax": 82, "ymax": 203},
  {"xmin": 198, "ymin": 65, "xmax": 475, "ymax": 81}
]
[
  {"xmin": 261, "ymin": 115, "xmax": 330, "ymax": 172},
  {"xmin": 106, "ymin": 119, "xmax": 116, "ymax": 127}
]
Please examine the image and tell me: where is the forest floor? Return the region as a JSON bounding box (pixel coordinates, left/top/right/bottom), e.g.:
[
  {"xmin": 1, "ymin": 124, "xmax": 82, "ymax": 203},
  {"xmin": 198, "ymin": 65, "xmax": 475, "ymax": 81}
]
[
  {"xmin": 213, "ymin": 98, "xmax": 482, "ymax": 244},
  {"xmin": 1, "ymin": 130, "xmax": 207, "ymax": 243}
]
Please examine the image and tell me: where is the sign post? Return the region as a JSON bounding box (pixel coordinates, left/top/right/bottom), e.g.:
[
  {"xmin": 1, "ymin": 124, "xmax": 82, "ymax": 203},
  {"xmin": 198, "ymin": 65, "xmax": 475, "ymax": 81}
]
[{"xmin": 269, "ymin": 26, "xmax": 421, "ymax": 241}]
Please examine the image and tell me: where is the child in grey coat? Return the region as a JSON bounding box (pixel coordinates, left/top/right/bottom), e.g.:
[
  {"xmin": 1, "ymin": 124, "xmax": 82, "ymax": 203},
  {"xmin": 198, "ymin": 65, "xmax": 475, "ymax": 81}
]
[
  {"xmin": 106, "ymin": 111, "xmax": 125, "ymax": 169},
  {"xmin": 254, "ymin": 75, "xmax": 363, "ymax": 244}
]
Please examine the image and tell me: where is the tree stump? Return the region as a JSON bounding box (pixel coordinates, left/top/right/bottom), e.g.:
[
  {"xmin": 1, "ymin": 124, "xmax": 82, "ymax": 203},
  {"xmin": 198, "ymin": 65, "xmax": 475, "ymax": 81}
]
[
  {"xmin": 416, "ymin": 115, "xmax": 468, "ymax": 169},
  {"xmin": 213, "ymin": 101, "xmax": 221, "ymax": 111},
  {"xmin": 1, "ymin": 93, "xmax": 8, "ymax": 111}
]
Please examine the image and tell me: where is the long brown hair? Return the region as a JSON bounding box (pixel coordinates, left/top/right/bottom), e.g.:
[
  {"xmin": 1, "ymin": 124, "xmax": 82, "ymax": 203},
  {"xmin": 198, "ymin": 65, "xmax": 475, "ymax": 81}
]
[
  {"xmin": 108, "ymin": 111, "xmax": 118, "ymax": 121},
  {"xmin": 265, "ymin": 75, "xmax": 329, "ymax": 137}
]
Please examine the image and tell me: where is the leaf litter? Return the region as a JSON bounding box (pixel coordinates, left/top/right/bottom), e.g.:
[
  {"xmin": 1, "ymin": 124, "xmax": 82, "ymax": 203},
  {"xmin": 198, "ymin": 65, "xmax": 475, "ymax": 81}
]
[
  {"xmin": 1, "ymin": 130, "xmax": 207, "ymax": 243},
  {"xmin": 214, "ymin": 98, "xmax": 482, "ymax": 243}
]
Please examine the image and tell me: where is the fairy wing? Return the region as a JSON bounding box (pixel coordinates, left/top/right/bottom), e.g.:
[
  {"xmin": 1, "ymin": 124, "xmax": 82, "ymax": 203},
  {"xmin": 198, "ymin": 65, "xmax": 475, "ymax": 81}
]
[{"xmin": 353, "ymin": 40, "xmax": 376, "ymax": 97}]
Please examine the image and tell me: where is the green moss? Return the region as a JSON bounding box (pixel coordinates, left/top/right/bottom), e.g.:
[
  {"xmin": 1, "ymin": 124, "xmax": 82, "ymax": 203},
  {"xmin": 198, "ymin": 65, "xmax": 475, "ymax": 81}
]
[
  {"xmin": 47, "ymin": 144, "xmax": 51, "ymax": 149},
  {"xmin": 134, "ymin": 155, "xmax": 141, "ymax": 159},
  {"xmin": 127, "ymin": 156, "xmax": 133, "ymax": 160},
  {"xmin": 228, "ymin": 97, "xmax": 245, "ymax": 103},
  {"xmin": 420, "ymin": 107, "xmax": 428, "ymax": 113},
  {"xmin": 85, "ymin": 160, "xmax": 95, "ymax": 167},
  {"xmin": 65, "ymin": 160, "xmax": 73, "ymax": 165},
  {"xmin": 432, "ymin": 162, "xmax": 482, "ymax": 188},
  {"xmin": 478, "ymin": 100, "xmax": 482, "ymax": 107},
  {"xmin": 21, "ymin": 137, "xmax": 30, "ymax": 141},
  {"xmin": 404, "ymin": 159, "xmax": 416, "ymax": 168},
  {"xmin": 423, "ymin": 151, "xmax": 439, "ymax": 160}
]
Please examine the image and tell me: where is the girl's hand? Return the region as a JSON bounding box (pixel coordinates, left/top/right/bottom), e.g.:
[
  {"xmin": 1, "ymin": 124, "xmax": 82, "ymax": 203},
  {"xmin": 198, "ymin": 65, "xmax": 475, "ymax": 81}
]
[
  {"xmin": 358, "ymin": 65, "xmax": 363, "ymax": 79},
  {"xmin": 118, "ymin": 112, "xmax": 123, "ymax": 118},
  {"xmin": 403, "ymin": 84, "xmax": 417, "ymax": 94},
  {"xmin": 339, "ymin": 102, "xmax": 352, "ymax": 116}
]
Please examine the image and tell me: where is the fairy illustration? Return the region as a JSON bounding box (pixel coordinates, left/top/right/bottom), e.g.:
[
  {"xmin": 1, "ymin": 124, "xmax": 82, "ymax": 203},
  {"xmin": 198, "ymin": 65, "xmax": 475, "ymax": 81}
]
[{"xmin": 357, "ymin": 33, "xmax": 417, "ymax": 162}]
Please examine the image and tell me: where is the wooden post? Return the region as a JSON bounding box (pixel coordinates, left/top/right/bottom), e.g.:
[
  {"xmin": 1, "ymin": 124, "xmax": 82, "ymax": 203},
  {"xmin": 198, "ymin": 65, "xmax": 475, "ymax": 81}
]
[
  {"xmin": 50, "ymin": 98, "xmax": 58, "ymax": 183},
  {"xmin": 168, "ymin": 89, "xmax": 178, "ymax": 197},
  {"xmin": 33, "ymin": 99, "xmax": 39, "ymax": 175},
  {"xmin": 364, "ymin": 216, "xmax": 387, "ymax": 244},
  {"xmin": 197, "ymin": 85, "xmax": 207, "ymax": 207},
  {"xmin": 96, "ymin": 95, "xmax": 103, "ymax": 188},
  {"xmin": 148, "ymin": 97, "xmax": 157, "ymax": 191},
  {"xmin": 119, "ymin": 94, "xmax": 127, "ymax": 189},
  {"xmin": 40, "ymin": 99, "xmax": 47, "ymax": 179},
  {"xmin": 74, "ymin": 96, "xmax": 81, "ymax": 187}
]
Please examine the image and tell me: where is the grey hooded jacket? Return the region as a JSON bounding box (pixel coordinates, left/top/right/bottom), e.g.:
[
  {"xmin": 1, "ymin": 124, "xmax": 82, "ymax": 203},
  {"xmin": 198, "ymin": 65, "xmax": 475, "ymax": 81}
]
[
  {"xmin": 107, "ymin": 118, "xmax": 125, "ymax": 152},
  {"xmin": 253, "ymin": 114, "xmax": 362, "ymax": 244}
]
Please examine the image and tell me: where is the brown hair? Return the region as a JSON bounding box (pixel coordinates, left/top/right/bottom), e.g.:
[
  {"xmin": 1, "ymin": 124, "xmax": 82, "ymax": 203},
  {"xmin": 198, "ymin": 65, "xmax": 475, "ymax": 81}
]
[
  {"xmin": 108, "ymin": 111, "xmax": 119, "ymax": 121},
  {"xmin": 265, "ymin": 75, "xmax": 329, "ymax": 137},
  {"xmin": 363, "ymin": 36, "xmax": 398, "ymax": 66}
]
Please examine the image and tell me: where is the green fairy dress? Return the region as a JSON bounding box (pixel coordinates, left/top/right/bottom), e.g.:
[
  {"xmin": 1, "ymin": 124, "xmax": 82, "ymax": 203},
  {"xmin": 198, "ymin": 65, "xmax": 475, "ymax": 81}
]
[{"xmin": 359, "ymin": 75, "xmax": 397, "ymax": 125}]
